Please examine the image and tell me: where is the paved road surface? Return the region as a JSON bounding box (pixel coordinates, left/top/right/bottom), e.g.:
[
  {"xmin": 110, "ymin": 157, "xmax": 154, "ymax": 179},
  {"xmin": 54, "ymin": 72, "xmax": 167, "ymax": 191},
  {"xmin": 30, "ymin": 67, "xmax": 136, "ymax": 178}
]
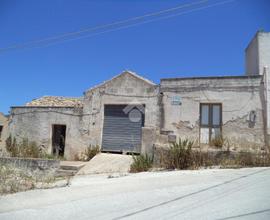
[{"xmin": 1, "ymin": 168, "xmax": 270, "ymax": 220}]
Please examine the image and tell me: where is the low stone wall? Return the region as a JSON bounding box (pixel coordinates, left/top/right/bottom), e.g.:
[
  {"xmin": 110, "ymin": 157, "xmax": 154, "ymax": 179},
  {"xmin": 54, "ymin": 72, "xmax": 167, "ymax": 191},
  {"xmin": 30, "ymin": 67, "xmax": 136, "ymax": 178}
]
[{"xmin": 0, "ymin": 157, "xmax": 60, "ymax": 171}]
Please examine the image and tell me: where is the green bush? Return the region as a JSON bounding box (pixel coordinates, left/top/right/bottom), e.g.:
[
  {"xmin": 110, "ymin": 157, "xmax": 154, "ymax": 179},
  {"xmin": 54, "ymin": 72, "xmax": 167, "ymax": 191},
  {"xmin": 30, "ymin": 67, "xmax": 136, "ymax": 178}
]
[
  {"xmin": 167, "ymin": 139, "xmax": 194, "ymax": 169},
  {"xmin": 130, "ymin": 154, "xmax": 153, "ymax": 173}
]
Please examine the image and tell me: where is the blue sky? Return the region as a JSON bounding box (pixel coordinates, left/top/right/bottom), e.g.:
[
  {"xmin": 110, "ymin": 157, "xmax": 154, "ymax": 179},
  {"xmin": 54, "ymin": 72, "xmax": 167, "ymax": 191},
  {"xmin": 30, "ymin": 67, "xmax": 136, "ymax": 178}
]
[{"xmin": 0, "ymin": 0, "xmax": 269, "ymax": 114}]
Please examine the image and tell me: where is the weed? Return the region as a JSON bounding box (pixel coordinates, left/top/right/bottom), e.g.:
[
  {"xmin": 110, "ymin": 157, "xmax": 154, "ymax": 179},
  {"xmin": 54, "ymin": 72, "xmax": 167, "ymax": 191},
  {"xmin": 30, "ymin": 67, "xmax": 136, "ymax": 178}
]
[
  {"xmin": 5, "ymin": 136, "xmax": 45, "ymax": 158},
  {"xmin": 74, "ymin": 145, "xmax": 100, "ymax": 161},
  {"xmin": 210, "ymin": 135, "xmax": 225, "ymax": 148},
  {"xmin": 167, "ymin": 139, "xmax": 194, "ymax": 169},
  {"xmin": 130, "ymin": 154, "xmax": 153, "ymax": 173},
  {"xmin": 0, "ymin": 165, "xmax": 56, "ymax": 195},
  {"xmin": 154, "ymin": 138, "xmax": 270, "ymax": 170}
]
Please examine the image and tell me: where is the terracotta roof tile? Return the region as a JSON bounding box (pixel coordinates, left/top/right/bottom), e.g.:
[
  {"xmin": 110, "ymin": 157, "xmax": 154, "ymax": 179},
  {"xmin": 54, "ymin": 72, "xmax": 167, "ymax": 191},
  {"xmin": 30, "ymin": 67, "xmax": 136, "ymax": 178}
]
[{"xmin": 26, "ymin": 96, "xmax": 83, "ymax": 107}]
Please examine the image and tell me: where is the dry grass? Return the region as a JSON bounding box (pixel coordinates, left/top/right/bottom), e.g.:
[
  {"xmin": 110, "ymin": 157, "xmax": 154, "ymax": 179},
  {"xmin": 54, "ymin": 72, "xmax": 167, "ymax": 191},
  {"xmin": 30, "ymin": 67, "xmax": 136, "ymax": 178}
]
[
  {"xmin": 0, "ymin": 165, "xmax": 57, "ymax": 195},
  {"xmin": 5, "ymin": 136, "xmax": 64, "ymax": 160},
  {"xmin": 154, "ymin": 139, "xmax": 270, "ymax": 170},
  {"xmin": 74, "ymin": 145, "xmax": 100, "ymax": 161},
  {"xmin": 6, "ymin": 136, "xmax": 43, "ymax": 158},
  {"xmin": 210, "ymin": 135, "xmax": 226, "ymax": 148}
]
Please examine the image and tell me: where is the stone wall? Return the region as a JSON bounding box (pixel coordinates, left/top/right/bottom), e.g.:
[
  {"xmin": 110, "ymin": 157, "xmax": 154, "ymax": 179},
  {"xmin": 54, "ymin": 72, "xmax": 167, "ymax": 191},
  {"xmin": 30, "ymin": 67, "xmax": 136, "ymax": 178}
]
[
  {"xmin": 9, "ymin": 107, "xmax": 85, "ymax": 160},
  {"xmin": 0, "ymin": 113, "xmax": 9, "ymax": 156},
  {"xmin": 0, "ymin": 157, "xmax": 60, "ymax": 171}
]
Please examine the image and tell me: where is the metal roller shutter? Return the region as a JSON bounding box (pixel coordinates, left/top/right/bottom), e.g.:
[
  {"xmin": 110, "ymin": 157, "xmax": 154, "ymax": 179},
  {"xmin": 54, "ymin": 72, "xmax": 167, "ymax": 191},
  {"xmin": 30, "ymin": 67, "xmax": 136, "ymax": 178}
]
[{"xmin": 102, "ymin": 105, "xmax": 144, "ymax": 153}]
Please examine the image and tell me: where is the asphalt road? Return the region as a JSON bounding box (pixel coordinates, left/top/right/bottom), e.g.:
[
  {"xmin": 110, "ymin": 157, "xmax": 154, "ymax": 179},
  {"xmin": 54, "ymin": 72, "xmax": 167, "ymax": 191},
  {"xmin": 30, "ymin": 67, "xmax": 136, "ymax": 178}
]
[{"xmin": 1, "ymin": 167, "xmax": 270, "ymax": 220}]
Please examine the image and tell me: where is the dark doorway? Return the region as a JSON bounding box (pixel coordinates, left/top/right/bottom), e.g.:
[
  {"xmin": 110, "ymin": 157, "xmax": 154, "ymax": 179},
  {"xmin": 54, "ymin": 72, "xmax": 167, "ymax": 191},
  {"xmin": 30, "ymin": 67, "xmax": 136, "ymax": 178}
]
[
  {"xmin": 0, "ymin": 125, "xmax": 3, "ymax": 140},
  {"xmin": 52, "ymin": 124, "xmax": 66, "ymax": 157}
]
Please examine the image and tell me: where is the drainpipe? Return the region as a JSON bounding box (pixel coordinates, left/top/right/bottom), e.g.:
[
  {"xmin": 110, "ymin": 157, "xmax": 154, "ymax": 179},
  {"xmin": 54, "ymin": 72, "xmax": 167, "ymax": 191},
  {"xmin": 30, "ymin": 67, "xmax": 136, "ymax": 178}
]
[
  {"xmin": 158, "ymin": 91, "xmax": 164, "ymax": 131},
  {"xmin": 263, "ymin": 66, "xmax": 269, "ymax": 147}
]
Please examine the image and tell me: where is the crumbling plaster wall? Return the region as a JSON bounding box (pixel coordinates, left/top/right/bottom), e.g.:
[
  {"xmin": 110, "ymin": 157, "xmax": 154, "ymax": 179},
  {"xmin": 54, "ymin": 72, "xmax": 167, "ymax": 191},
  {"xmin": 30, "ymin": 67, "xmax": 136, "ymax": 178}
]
[
  {"xmin": 0, "ymin": 113, "xmax": 9, "ymax": 156},
  {"xmin": 161, "ymin": 76, "xmax": 265, "ymax": 151},
  {"xmin": 9, "ymin": 107, "xmax": 84, "ymax": 159},
  {"xmin": 82, "ymin": 72, "xmax": 160, "ymax": 149}
]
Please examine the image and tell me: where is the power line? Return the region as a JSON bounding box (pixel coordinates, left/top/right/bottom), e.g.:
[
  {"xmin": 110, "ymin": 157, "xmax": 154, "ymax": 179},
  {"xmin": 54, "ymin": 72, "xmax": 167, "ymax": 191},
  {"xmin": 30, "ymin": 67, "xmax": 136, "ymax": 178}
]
[
  {"xmin": 0, "ymin": 0, "xmax": 235, "ymax": 53},
  {"xmin": 37, "ymin": 0, "xmax": 235, "ymax": 49},
  {"xmin": 0, "ymin": 0, "xmax": 208, "ymax": 52}
]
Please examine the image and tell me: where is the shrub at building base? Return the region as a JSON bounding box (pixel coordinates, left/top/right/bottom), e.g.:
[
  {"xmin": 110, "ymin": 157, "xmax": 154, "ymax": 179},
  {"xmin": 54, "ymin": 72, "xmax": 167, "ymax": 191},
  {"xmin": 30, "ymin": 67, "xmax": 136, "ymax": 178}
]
[
  {"xmin": 153, "ymin": 139, "xmax": 270, "ymax": 170},
  {"xmin": 5, "ymin": 136, "xmax": 49, "ymax": 159},
  {"xmin": 210, "ymin": 135, "xmax": 226, "ymax": 148},
  {"xmin": 74, "ymin": 145, "xmax": 100, "ymax": 161},
  {"xmin": 130, "ymin": 154, "xmax": 153, "ymax": 173},
  {"xmin": 167, "ymin": 139, "xmax": 194, "ymax": 169}
]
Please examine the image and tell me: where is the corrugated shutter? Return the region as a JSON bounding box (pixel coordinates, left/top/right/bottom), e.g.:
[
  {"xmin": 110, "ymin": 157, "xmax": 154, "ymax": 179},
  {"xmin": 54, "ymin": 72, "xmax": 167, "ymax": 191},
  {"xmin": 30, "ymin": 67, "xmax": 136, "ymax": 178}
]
[{"xmin": 102, "ymin": 105, "xmax": 144, "ymax": 153}]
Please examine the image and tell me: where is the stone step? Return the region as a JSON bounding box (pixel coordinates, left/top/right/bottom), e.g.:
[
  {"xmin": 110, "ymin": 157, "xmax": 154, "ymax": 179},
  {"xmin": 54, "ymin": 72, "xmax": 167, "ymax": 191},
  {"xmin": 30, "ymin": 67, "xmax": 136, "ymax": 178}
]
[
  {"xmin": 60, "ymin": 161, "xmax": 87, "ymax": 171},
  {"xmin": 60, "ymin": 165, "xmax": 82, "ymax": 171},
  {"xmin": 55, "ymin": 169, "xmax": 78, "ymax": 177},
  {"xmin": 56, "ymin": 161, "xmax": 87, "ymax": 178}
]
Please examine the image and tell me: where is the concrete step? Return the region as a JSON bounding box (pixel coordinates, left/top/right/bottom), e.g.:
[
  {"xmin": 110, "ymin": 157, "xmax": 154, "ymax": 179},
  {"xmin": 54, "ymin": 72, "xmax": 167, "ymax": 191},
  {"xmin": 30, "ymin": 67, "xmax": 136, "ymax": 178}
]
[
  {"xmin": 56, "ymin": 161, "xmax": 87, "ymax": 178},
  {"xmin": 77, "ymin": 153, "xmax": 133, "ymax": 175},
  {"xmin": 60, "ymin": 165, "xmax": 83, "ymax": 171},
  {"xmin": 55, "ymin": 169, "xmax": 78, "ymax": 177},
  {"xmin": 60, "ymin": 161, "xmax": 87, "ymax": 170}
]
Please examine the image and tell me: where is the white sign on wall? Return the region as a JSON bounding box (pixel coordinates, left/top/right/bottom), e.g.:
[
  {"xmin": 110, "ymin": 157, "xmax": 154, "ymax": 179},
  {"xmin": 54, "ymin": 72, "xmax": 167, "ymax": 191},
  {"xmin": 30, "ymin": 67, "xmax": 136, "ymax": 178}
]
[{"xmin": 171, "ymin": 96, "xmax": 182, "ymax": 105}]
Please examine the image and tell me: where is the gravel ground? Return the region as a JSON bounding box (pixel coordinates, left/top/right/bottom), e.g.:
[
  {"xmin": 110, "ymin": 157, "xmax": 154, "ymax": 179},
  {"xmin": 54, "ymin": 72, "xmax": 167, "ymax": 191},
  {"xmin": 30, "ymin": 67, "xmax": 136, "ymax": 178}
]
[{"xmin": 0, "ymin": 167, "xmax": 270, "ymax": 220}]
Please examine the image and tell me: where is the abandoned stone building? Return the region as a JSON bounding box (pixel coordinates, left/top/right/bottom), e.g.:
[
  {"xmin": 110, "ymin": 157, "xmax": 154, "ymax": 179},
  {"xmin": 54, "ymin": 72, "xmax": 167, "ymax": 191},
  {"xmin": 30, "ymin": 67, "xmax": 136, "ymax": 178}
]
[{"xmin": 3, "ymin": 31, "xmax": 270, "ymax": 160}]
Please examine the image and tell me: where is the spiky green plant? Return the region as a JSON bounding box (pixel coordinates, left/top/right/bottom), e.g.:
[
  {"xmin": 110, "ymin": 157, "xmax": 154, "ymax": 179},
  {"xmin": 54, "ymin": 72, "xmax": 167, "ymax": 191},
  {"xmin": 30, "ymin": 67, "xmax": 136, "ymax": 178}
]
[
  {"xmin": 168, "ymin": 138, "xmax": 194, "ymax": 169},
  {"xmin": 130, "ymin": 154, "xmax": 153, "ymax": 173}
]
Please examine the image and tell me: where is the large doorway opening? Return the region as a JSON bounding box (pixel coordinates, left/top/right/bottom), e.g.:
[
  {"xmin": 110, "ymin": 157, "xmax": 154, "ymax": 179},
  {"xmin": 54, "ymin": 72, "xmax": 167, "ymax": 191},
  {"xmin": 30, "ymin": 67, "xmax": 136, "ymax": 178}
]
[{"xmin": 52, "ymin": 124, "xmax": 66, "ymax": 157}]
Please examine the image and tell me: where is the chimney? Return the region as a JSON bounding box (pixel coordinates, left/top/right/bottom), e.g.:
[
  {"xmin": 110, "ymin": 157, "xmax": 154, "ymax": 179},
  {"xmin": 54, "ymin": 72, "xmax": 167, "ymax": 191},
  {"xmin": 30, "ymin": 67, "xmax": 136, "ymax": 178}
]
[{"xmin": 245, "ymin": 31, "xmax": 270, "ymax": 75}]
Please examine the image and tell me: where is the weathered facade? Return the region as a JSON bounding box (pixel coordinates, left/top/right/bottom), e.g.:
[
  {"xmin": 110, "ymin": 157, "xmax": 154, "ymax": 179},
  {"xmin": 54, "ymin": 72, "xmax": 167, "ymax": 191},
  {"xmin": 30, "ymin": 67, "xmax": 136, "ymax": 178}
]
[
  {"xmin": 4, "ymin": 31, "xmax": 270, "ymax": 159},
  {"xmin": 160, "ymin": 75, "xmax": 264, "ymax": 151},
  {"xmin": 0, "ymin": 113, "xmax": 9, "ymax": 156}
]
